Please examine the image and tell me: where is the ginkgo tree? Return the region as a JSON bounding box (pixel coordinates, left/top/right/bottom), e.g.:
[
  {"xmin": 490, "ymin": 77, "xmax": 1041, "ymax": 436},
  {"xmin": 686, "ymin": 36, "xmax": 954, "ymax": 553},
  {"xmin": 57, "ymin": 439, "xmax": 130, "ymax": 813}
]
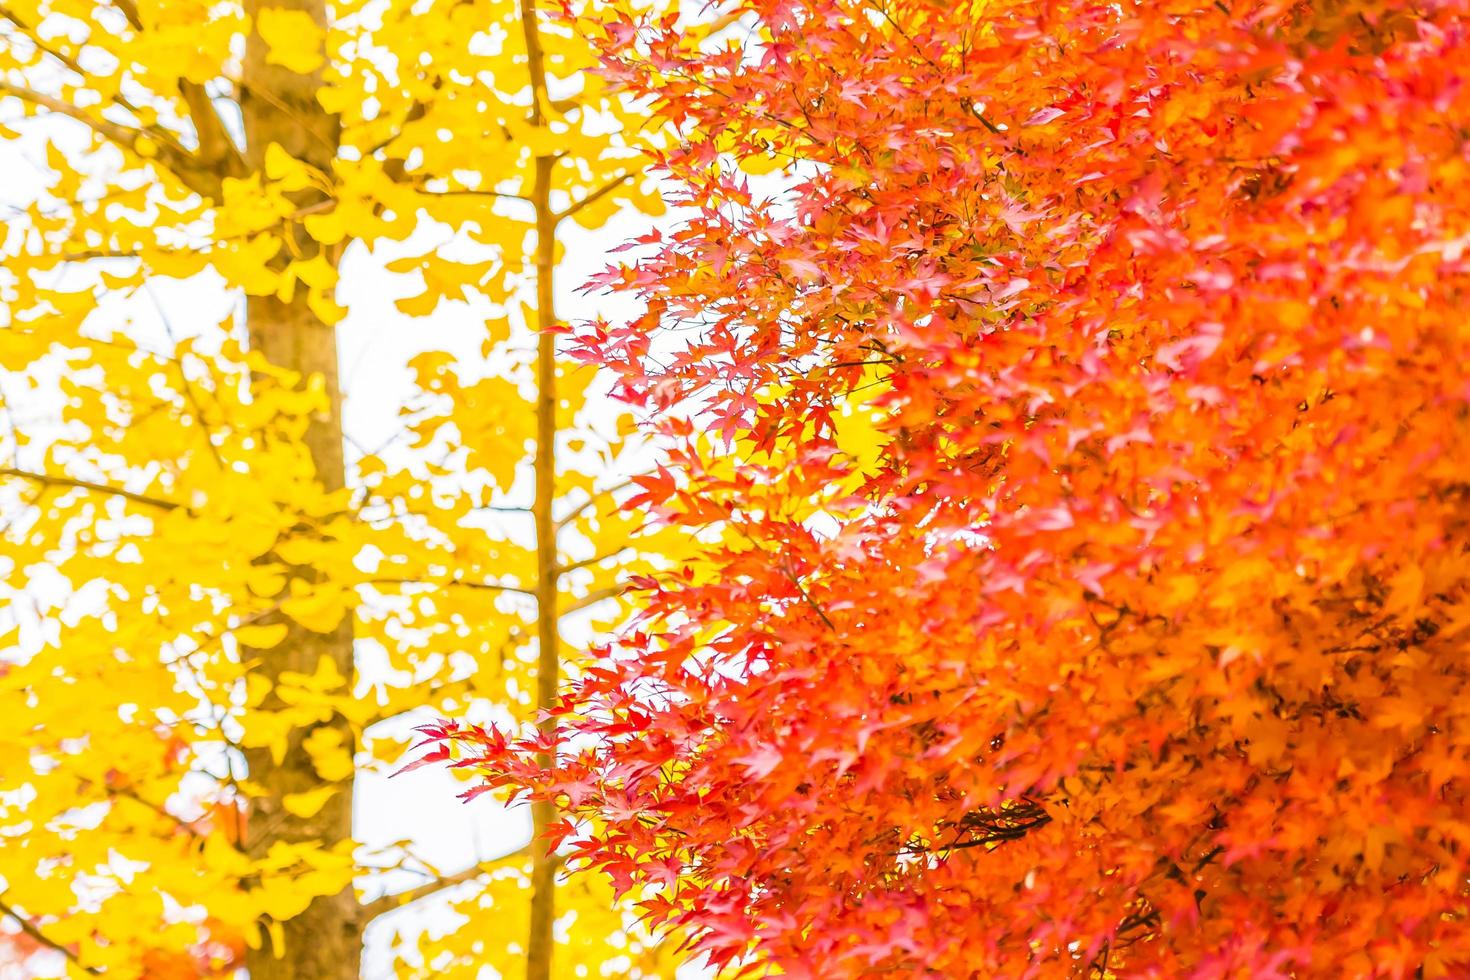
[{"xmin": 0, "ymin": 0, "xmax": 682, "ymax": 977}]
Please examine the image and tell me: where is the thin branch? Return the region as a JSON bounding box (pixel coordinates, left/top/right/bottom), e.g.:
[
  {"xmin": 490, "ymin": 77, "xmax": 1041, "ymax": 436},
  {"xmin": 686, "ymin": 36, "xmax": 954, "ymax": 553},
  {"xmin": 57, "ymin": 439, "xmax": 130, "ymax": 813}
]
[
  {"xmin": 0, "ymin": 5, "xmax": 87, "ymax": 75},
  {"xmin": 232, "ymin": 77, "xmax": 337, "ymax": 154},
  {"xmin": 107, "ymin": 785, "xmax": 247, "ymax": 851},
  {"xmin": 555, "ymin": 546, "xmax": 633, "ymax": 577},
  {"xmin": 562, "ymin": 585, "xmax": 627, "ymax": 615},
  {"xmin": 44, "ymin": 250, "xmax": 145, "ymax": 262},
  {"xmin": 0, "ymin": 79, "xmax": 214, "ymax": 197},
  {"xmin": 555, "ymin": 172, "xmax": 632, "ymax": 223},
  {"xmin": 108, "ymin": 0, "xmax": 143, "ymax": 29},
  {"xmin": 144, "ymin": 283, "xmax": 225, "ymax": 469},
  {"xmin": 364, "ymin": 699, "xmax": 453, "ymax": 732},
  {"xmin": 0, "ymin": 79, "xmax": 149, "ymax": 151},
  {"xmin": 179, "ymin": 79, "xmax": 245, "ymax": 170},
  {"xmin": 94, "ymin": 3, "xmax": 240, "ymax": 169},
  {"xmin": 0, "ymin": 897, "xmax": 99, "ymax": 974},
  {"xmin": 360, "ymin": 501, "xmax": 533, "ymax": 524},
  {"xmin": 959, "ymin": 97, "xmax": 1004, "ymax": 136},
  {"xmin": 46, "ymin": 198, "xmax": 332, "ymax": 259},
  {"xmin": 781, "ymin": 561, "xmax": 834, "ymax": 630},
  {"xmin": 418, "ymin": 187, "xmax": 533, "ymax": 205},
  {"xmin": 160, "ymin": 601, "xmax": 283, "ymax": 669},
  {"xmin": 553, "ymin": 477, "xmax": 638, "ymax": 531},
  {"xmin": 0, "ymin": 465, "xmax": 181, "ymax": 510},
  {"xmin": 0, "ymin": 4, "xmax": 170, "ymax": 141},
  {"xmin": 368, "ymin": 576, "xmax": 537, "ymax": 599},
  {"xmin": 359, "ymin": 843, "xmax": 531, "ymax": 921},
  {"xmin": 112, "ymin": 789, "xmax": 204, "ymax": 840}
]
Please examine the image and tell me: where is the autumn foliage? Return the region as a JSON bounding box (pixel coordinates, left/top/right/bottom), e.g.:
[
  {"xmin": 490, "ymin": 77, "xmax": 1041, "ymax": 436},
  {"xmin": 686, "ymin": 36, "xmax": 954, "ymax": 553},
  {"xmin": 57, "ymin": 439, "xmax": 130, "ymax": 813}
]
[{"xmin": 437, "ymin": 0, "xmax": 1470, "ymax": 976}]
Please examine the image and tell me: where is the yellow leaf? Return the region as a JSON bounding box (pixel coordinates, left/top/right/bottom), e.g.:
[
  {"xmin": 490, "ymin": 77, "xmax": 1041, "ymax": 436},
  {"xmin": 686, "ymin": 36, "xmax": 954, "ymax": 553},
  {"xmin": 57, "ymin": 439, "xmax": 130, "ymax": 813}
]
[
  {"xmin": 307, "ymin": 286, "xmax": 346, "ymax": 325},
  {"xmin": 738, "ymin": 151, "xmax": 784, "ymax": 176},
  {"xmin": 256, "ymin": 8, "xmax": 326, "ymax": 74},
  {"xmin": 292, "ymin": 253, "xmax": 336, "ymax": 290},
  {"xmin": 316, "ymin": 83, "xmax": 352, "ymax": 114},
  {"xmin": 216, "ymin": 234, "xmax": 284, "ymax": 295},
  {"xmin": 303, "ymin": 208, "xmax": 347, "ymax": 246},
  {"xmin": 245, "ymin": 674, "xmax": 273, "ymax": 707},
  {"xmin": 281, "ymin": 785, "xmax": 337, "ymax": 818},
  {"xmin": 264, "ymin": 142, "xmax": 314, "ymax": 192},
  {"xmin": 279, "ymin": 654, "xmax": 348, "ymax": 694},
  {"xmin": 239, "ymin": 712, "xmax": 296, "ymax": 765},
  {"xmin": 303, "ymin": 727, "xmax": 354, "ymax": 782},
  {"xmin": 234, "ymin": 622, "xmax": 289, "ymax": 648},
  {"xmin": 396, "ymin": 289, "xmax": 441, "ymax": 317},
  {"xmin": 248, "ymin": 567, "xmax": 287, "ymax": 597},
  {"xmin": 281, "ymin": 586, "xmax": 349, "ymax": 634}
]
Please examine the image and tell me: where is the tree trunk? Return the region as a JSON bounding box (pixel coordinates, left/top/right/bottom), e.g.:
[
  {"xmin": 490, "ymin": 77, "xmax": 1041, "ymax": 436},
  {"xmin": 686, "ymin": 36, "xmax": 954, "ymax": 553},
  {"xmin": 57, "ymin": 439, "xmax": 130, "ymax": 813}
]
[
  {"xmin": 238, "ymin": 2, "xmax": 358, "ymax": 978},
  {"xmin": 526, "ymin": 152, "xmax": 560, "ymax": 980},
  {"xmin": 239, "ymin": 291, "xmax": 358, "ymax": 980}
]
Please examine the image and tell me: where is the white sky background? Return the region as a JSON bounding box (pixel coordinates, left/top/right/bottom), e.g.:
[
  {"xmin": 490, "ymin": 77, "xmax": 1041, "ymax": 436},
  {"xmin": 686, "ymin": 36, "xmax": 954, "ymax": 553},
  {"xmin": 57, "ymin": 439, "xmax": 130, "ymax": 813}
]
[{"xmin": 0, "ymin": 111, "xmax": 695, "ymax": 975}]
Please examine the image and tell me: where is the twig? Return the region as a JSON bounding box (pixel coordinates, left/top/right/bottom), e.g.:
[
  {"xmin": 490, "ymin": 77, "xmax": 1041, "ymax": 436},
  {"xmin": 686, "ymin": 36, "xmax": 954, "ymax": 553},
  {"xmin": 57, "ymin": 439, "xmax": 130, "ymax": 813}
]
[
  {"xmin": 553, "ymin": 477, "xmax": 638, "ymax": 531},
  {"xmin": 359, "ymin": 843, "xmax": 531, "ymax": 921},
  {"xmin": 556, "ymin": 172, "xmax": 632, "ymax": 223},
  {"xmin": 562, "ymin": 585, "xmax": 627, "ymax": 615},
  {"xmin": 0, "ymin": 897, "xmax": 99, "ymax": 974},
  {"xmin": 368, "ymin": 576, "xmax": 537, "ymax": 599},
  {"xmin": 781, "ymin": 561, "xmax": 835, "ymax": 630},
  {"xmin": 555, "ymin": 546, "xmax": 634, "ymax": 577},
  {"xmin": 0, "ymin": 465, "xmax": 181, "ymax": 510}
]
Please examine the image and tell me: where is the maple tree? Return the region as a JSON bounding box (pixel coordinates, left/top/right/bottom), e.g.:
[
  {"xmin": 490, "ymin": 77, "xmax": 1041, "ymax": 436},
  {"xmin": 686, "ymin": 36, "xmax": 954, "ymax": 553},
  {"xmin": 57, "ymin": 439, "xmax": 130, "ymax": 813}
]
[
  {"xmin": 440, "ymin": 0, "xmax": 1470, "ymax": 976},
  {"xmin": 0, "ymin": 0, "xmax": 684, "ymax": 977}
]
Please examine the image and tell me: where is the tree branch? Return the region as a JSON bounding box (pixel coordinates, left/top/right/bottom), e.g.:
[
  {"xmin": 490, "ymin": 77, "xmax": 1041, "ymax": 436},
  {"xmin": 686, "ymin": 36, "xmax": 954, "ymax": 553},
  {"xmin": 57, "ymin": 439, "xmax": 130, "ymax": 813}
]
[
  {"xmin": 0, "ymin": 7, "xmax": 201, "ymax": 163},
  {"xmin": 781, "ymin": 561, "xmax": 835, "ymax": 630},
  {"xmin": 144, "ymin": 283, "xmax": 225, "ymax": 469},
  {"xmin": 520, "ymin": 0, "xmax": 550, "ymax": 126},
  {"xmin": 418, "ymin": 186, "xmax": 533, "ymax": 205},
  {"xmin": 107, "ymin": 0, "xmax": 143, "ymax": 29},
  {"xmin": 553, "ymin": 477, "xmax": 638, "ymax": 531},
  {"xmin": 0, "ymin": 79, "xmax": 215, "ymax": 197},
  {"xmin": 555, "ymin": 546, "xmax": 633, "ymax": 577},
  {"xmin": 110, "ymin": 786, "xmax": 208, "ymax": 841},
  {"xmin": 91, "ymin": 3, "xmax": 239, "ymax": 170},
  {"xmin": 562, "ymin": 585, "xmax": 627, "ymax": 615},
  {"xmin": 179, "ymin": 80, "xmax": 245, "ymax": 171},
  {"xmin": 0, "ymin": 897, "xmax": 99, "ymax": 974},
  {"xmin": 0, "ymin": 79, "xmax": 149, "ymax": 151},
  {"xmin": 0, "ymin": 5, "xmax": 86, "ymax": 75},
  {"xmin": 359, "ymin": 843, "xmax": 531, "ymax": 921},
  {"xmin": 45, "ymin": 250, "xmax": 145, "ymax": 262},
  {"xmin": 0, "ymin": 466, "xmax": 181, "ymax": 510},
  {"xmin": 555, "ymin": 172, "xmax": 632, "ymax": 223},
  {"xmin": 368, "ymin": 576, "xmax": 536, "ymax": 599}
]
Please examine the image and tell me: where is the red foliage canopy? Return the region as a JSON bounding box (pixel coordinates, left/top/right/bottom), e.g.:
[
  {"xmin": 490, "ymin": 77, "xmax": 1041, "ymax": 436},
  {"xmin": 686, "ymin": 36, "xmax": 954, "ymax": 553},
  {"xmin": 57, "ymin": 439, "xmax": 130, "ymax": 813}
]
[{"xmin": 440, "ymin": 1, "xmax": 1470, "ymax": 975}]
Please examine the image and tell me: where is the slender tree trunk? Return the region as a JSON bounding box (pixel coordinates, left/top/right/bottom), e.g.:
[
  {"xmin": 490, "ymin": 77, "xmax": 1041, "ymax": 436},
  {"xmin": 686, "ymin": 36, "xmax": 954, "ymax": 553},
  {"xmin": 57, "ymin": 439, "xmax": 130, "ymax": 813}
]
[
  {"xmin": 526, "ymin": 152, "xmax": 559, "ymax": 980},
  {"xmin": 238, "ymin": 2, "xmax": 358, "ymax": 977}
]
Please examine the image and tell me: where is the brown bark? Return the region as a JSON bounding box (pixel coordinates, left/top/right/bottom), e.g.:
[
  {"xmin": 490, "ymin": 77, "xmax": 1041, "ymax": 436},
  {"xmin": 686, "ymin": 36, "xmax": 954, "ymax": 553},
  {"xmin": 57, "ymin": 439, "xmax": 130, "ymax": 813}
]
[
  {"xmin": 239, "ymin": 292, "xmax": 359, "ymax": 980},
  {"xmin": 526, "ymin": 150, "xmax": 560, "ymax": 980},
  {"xmin": 238, "ymin": 2, "xmax": 358, "ymax": 978},
  {"xmin": 520, "ymin": 0, "xmax": 562, "ymax": 972}
]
